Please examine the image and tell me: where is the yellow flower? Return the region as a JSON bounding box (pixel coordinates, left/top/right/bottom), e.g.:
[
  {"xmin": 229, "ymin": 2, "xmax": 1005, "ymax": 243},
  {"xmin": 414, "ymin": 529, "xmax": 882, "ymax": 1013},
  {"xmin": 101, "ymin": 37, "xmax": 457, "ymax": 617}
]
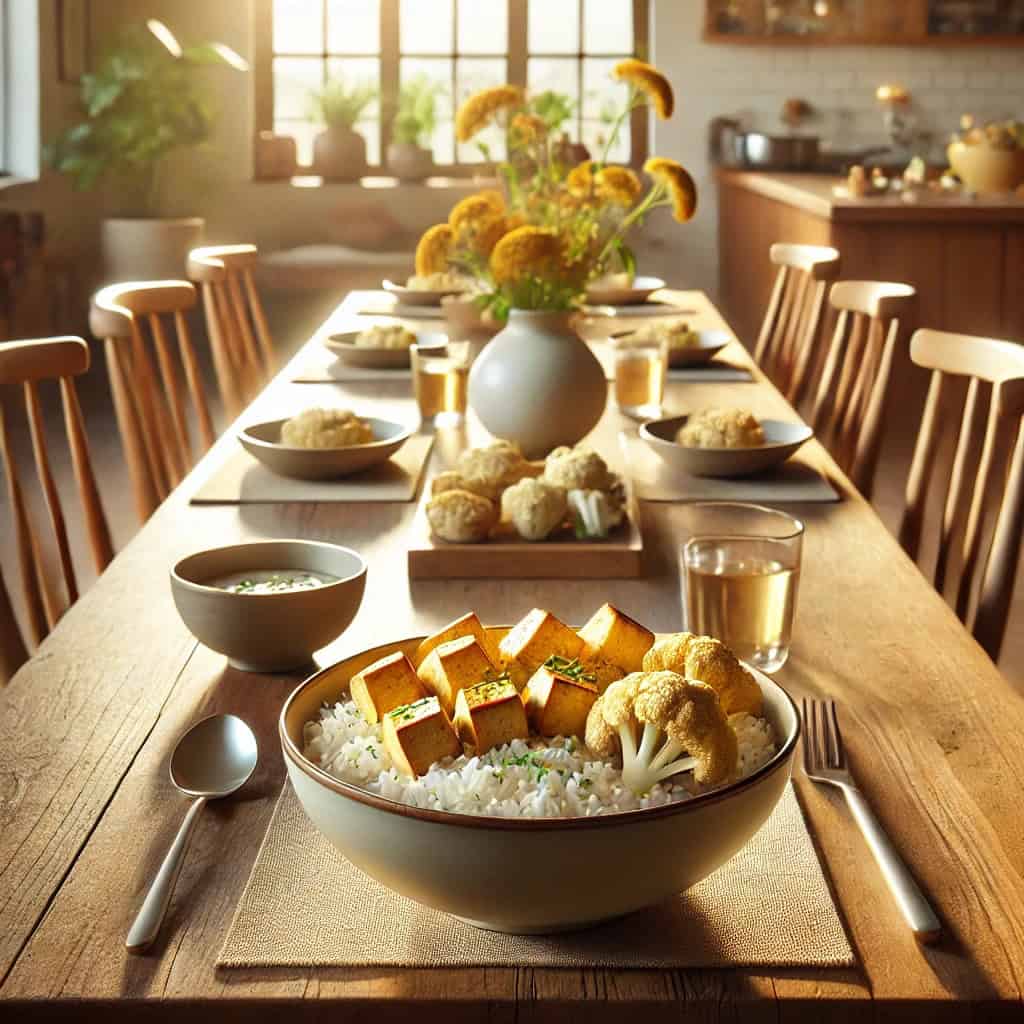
[
  {"xmin": 415, "ymin": 223, "xmax": 454, "ymax": 276},
  {"xmin": 477, "ymin": 189, "xmax": 506, "ymax": 212},
  {"xmin": 644, "ymin": 157, "xmax": 698, "ymax": 222},
  {"xmin": 455, "ymin": 85, "xmax": 525, "ymax": 143},
  {"xmin": 595, "ymin": 165, "xmax": 642, "ymax": 207},
  {"xmin": 511, "ymin": 112, "xmax": 547, "ymax": 143},
  {"xmin": 448, "ymin": 194, "xmax": 508, "ymax": 256},
  {"xmin": 613, "ymin": 59, "xmax": 674, "ymax": 119},
  {"xmin": 448, "ymin": 194, "xmax": 501, "ymax": 234},
  {"xmin": 489, "ymin": 226, "xmax": 563, "ymax": 284},
  {"xmin": 566, "ymin": 160, "xmax": 594, "ymax": 197}
]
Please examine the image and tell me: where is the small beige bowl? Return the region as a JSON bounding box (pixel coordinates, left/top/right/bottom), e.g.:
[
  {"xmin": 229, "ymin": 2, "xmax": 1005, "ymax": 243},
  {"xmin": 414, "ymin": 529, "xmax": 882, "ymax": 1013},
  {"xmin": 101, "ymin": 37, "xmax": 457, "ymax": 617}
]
[
  {"xmin": 324, "ymin": 327, "xmax": 445, "ymax": 369},
  {"xmin": 171, "ymin": 540, "xmax": 367, "ymax": 673},
  {"xmin": 640, "ymin": 415, "xmax": 814, "ymax": 478},
  {"xmin": 586, "ymin": 275, "xmax": 666, "ymax": 307},
  {"xmin": 382, "ymin": 279, "xmax": 467, "ymax": 306},
  {"xmin": 613, "ymin": 328, "xmax": 732, "ymax": 368},
  {"xmin": 239, "ymin": 417, "xmax": 412, "ymax": 480}
]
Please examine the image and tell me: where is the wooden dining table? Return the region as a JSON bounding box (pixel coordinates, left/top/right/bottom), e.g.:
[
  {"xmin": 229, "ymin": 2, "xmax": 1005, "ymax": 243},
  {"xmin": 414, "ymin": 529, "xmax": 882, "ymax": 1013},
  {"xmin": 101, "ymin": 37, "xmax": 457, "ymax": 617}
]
[{"xmin": 2, "ymin": 289, "xmax": 1023, "ymax": 1022}]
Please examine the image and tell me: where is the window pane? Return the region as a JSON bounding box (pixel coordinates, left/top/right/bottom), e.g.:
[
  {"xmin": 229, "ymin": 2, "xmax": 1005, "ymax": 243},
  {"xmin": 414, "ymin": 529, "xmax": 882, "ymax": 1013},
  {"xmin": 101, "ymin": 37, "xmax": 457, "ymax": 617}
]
[
  {"xmin": 582, "ymin": 118, "xmax": 629, "ymax": 164},
  {"xmin": 581, "ymin": 57, "xmax": 627, "ymax": 120},
  {"xmin": 274, "ymin": 57, "xmax": 323, "ymax": 120},
  {"xmin": 400, "ymin": 0, "xmax": 454, "ymax": 54},
  {"xmin": 274, "ymin": 0, "xmax": 324, "ymax": 54},
  {"xmin": 458, "ymin": 0, "xmax": 507, "ymax": 53},
  {"xmin": 326, "ymin": 0, "xmax": 380, "ymax": 54},
  {"xmin": 583, "ymin": 0, "xmax": 632, "ymax": 53},
  {"xmin": 456, "ymin": 57, "xmax": 508, "ymax": 162},
  {"xmin": 528, "ymin": 57, "xmax": 580, "ymax": 138},
  {"xmin": 400, "ymin": 57, "xmax": 454, "ymax": 163},
  {"xmin": 324, "ymin": 56, "xmax": 381, "ymax": 119},
  {"xmin": 528, "ymin": 0, "xmax": 579, "ymax": 54}
]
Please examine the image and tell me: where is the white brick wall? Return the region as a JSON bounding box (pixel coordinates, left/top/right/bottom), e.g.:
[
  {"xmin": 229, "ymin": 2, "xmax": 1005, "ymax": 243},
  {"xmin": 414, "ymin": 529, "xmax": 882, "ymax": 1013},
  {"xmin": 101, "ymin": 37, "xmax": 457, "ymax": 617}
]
[{"xmin": 643, "ymin": 2, "xmax": 1024, "ymax": 298}]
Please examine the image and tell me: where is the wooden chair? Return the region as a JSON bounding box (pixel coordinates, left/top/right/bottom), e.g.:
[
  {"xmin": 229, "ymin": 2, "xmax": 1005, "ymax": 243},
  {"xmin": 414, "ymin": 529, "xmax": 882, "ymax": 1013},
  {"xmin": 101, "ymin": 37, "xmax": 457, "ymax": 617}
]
[
  {"xmin": 752, "ymin": 243, "xmax": 840, "ymax": 400},
  {"xmin": 90, "ymin": 281, "xmax": 215, "ymax": 524},
  {"xmin": 808, "ymin": 280, "xmax": 916, "ymax": 499},
  {"xmin": 0, "ymin": 336, "xmax": 113, "ymax": 682},
  {"xmin": 187, "ymin": 244, "xmax": 274, "ymax": 418},
  {"xmin": 898, "ymin": 329, "xmax": 1024, "ymax": 662}
]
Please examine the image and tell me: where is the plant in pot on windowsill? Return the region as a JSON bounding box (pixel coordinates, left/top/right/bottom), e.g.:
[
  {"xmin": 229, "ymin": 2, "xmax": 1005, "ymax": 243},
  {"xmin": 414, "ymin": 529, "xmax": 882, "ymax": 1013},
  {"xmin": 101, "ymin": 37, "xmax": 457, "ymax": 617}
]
[
  {"xmin": 387, "ymin": 75, "xmax": 443, "ymax": 182},
  {"xmin": 309, "ymin": 79, "xmax": 377, "ymax": 182},
  {"xmin": 46, "ymin": 20, "xmax": 248, "ymax": 283},
  {"xmin": 411, "ymin": 61, "xmax": 695, "ymax": 457}
]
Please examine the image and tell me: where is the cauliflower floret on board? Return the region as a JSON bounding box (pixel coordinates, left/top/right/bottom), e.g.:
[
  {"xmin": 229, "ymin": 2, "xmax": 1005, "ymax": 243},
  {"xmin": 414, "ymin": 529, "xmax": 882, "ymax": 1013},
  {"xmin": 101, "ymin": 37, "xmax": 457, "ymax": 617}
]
[
  {"xmin": 455, "ymin": 441, "xmax": 538, "ymax": 500},
  {"xmin": 426, "ymin": 489, "xmax": 498, "ymax": 543},
  {"xmin": 543, "ymin": 446, "xmax": 615, "ymax": 492},
  {"xmin": 676, "ymin": 408, "xmax": 764, "ymax": 449},
  {"xmin": 280, "ymin": 408, "xmax": 374, "ymax": 449},
  {"xmin": 501, "ymin": 478, "xmax": 568, "ymax": 541},
  {"xmin": 431, "ymin": 470, "xmax": 493, "ymax": 500}
]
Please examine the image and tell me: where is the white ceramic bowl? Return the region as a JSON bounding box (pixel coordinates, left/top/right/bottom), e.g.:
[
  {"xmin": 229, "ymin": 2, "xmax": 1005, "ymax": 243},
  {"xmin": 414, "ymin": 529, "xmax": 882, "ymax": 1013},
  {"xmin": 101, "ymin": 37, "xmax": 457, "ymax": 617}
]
[
  {"xmin": 239, "ymin": 417, "xmax": 412, "ymax": 480},
  {"xmin": 382, "ymin": 279, "xmax": 468, "ymax": 306},
  {"xmin": 640, "ymin": 416, "xmax": 814, "ymax": 478},
  {"xmin": 612, "ymin": 328, "xmax": 732, "ymax": 368},
  {"xmin": 171, "ymin": 540, "xmax": 367, "ymax": 673},
  {"xmin": 324, "ymin": 327, "xmax": 446, "ymax": 369},
  {"xmin": 586, "ymin": 275, "xmax": 666, "ymax": 307},
  {"xmin": 280, "ymin": 627, "xmax": 799, "ymax": 934}
]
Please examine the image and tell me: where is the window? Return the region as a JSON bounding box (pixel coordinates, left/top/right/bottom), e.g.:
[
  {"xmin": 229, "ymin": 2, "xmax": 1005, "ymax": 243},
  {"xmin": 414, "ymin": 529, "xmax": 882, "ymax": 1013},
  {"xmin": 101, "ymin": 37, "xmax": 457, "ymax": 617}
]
[
  {"xmin": 253, "ymin": 0, "xmax": 648, "ymax": 177},
  {"xmin": 0, "ymin": 0, "xmax": 41, "ymax": 182}
]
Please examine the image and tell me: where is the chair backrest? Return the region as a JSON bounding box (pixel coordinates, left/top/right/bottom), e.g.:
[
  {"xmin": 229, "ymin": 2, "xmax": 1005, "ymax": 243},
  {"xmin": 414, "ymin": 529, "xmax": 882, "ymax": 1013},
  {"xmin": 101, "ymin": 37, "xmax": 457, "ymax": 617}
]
[
  {"xmin": 753, "ymin": 243, "xmax": 840, "ymax": 401},
  {"xmin": 90, "ymin": 280, "xmax": 214, "ymax": 523},
  {"xmin": 809, "ymin": 280, "xmax": 916, "ymax": 498},
  {"xmin": 187, "ymin": 244, "xmax": 274, "ymax": 419},
  {"xmin": 0, "ymin": 336, "xmax": 113, "ymax": 681},
  {"xmin": 898, "ymin": 328, "xmax": 1024, "ymax": 661}
]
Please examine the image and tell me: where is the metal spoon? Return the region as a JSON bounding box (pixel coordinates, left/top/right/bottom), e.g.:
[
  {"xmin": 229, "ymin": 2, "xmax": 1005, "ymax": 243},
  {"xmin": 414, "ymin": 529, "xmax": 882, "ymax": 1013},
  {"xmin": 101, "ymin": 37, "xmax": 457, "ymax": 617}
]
[{"xmin": 126, "ymin": 714, "xmax": 258, "ymax": 953}]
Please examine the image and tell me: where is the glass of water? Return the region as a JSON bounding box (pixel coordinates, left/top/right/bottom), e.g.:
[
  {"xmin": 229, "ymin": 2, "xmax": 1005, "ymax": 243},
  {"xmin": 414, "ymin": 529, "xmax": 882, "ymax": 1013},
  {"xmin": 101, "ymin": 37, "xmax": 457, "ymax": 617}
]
[
  {"xmin": 611, "ymin": 336, "xmax": 668, "ymax": 419},
  {"xmin": 681, "ymin": 502, "xmax": 803, "ymax": 673}
]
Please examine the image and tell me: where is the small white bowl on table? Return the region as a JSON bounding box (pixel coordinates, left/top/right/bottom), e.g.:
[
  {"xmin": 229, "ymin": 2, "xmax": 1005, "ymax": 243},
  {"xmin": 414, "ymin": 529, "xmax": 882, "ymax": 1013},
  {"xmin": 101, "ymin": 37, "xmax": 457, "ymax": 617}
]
[
  {"xmin": 279, "ymin": 627, "xmax": 799, "ymax": 934},
  {"xmin": 640, "ymin": 415, "xmax": 814, "ymax": 479},
  {"xmin": 382, "ymin": 279, "xmax": 468, "ymax": 307},
  {"xmin": 323, "ymin": 324, "xmax": 446, "ymax": 370},
  {"xmin": 586, "ymin": 275, "xmax": 667, "ymax": 307},
  {"xmin": 171, "ymin": 540, "xmax": 367, "ymax": 673},
  {"xmin": 239, "ymin": 416, "xmax": 413, "ymax": 480},
  {"xmin": 611, "ymin": 327, "xmax": 733, "ymax": 368}
]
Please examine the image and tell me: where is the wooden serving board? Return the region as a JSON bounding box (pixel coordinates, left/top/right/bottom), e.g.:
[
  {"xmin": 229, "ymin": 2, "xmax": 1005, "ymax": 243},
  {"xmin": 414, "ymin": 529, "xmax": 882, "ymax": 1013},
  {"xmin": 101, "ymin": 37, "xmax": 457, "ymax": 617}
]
[{"xmin": 407, "ymin": 480, "xmax": 644, "ymax": 579}]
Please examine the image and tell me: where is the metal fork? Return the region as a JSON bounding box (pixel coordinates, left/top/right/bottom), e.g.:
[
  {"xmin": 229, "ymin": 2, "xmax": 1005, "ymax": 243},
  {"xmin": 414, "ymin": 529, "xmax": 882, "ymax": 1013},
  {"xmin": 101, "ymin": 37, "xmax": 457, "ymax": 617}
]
[{"xmin": 802, "ymin": 698, "xmax": 942, "ymax": 944}]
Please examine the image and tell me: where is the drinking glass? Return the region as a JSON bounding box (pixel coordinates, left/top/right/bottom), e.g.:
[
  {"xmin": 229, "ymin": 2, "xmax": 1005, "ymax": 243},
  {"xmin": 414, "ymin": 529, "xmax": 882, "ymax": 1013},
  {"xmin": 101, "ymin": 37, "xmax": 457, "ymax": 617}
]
[
  {"xmin": 611, "ymin": 337, "xmax": 668, "ymax": 419},
  {"xmin": 411, "ymin": 341, "xmax": 470, "ymax": 425},
  {"xmin": 681, "ymin": 502, "xmax": 803, "ymax": 673}
]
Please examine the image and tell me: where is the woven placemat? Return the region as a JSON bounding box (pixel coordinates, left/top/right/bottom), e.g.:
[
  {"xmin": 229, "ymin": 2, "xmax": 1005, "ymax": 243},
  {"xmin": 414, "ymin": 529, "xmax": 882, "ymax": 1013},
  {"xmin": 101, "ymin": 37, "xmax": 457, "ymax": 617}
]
[{"xmin": 218, "ymin": 782, "xmax": 853, "ymax": 969}]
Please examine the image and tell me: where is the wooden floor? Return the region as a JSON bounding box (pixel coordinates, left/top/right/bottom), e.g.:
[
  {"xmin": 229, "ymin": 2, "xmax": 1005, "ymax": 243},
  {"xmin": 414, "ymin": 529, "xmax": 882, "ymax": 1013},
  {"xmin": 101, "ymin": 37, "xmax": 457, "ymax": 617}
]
[{"xmin": 2, "ymin": 302, "xmax": 1023, "ymax": 690}]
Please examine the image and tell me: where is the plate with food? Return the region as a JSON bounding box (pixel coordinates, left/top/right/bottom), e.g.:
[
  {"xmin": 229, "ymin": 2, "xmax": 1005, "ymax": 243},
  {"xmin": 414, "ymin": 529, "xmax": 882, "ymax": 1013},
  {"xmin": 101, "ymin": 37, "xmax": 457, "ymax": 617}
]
[
  {"xmin": 640, "ymin": 408, "xmax": 813, "ymax": 479},
  {"xmin": 612, "ymin": 323, "xmax": 732, "ymax": 368},
  {"xmin": 280, "ymin": 604, "xmax": 799, "ymax": 933},
  {"xmin": 382, "ymin": 271, "xmax": 475, "ymax": 307},
  {"xmin": 585, "ymin": 274, "xmax": 667, "ymax": 307},
  {"xmin": 239, "ymin": 408, "xmax": 413, "ymax": 480},
  {"xmin": 325, "ymin": 322, "xmax": 445, "ymax": 369},
  {"xmin": 410, "ymin": 441, "xmax": 642, "ymax": 577}
]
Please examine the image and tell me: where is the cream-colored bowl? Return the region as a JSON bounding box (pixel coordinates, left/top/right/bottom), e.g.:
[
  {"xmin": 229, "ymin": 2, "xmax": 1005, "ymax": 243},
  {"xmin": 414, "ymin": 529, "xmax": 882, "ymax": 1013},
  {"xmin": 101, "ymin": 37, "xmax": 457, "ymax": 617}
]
[
  {"xmin": 324, "ymin": 327, "xmax": 446, "ymax": 369},
  {"xmin": 948, "ymin": 142, "xmax": 1024, "ymax": 194},
  {"xmin": 280, "ymin": 628, "xmax": 799, "ymax": 934},
  {"xmin": 382, "ymin": 279, "xmax": 468, "ymax": 306},
  {"xmin": 171, "ymin": 540, "xmax": 367, "ymax": 673},
  {"xmin": 586, "ymin": 275, "xmax": 667, "ymax": 307},
  {"xmin": 612, "ymin": 328, "xmax": 732, "ymax": 368}
]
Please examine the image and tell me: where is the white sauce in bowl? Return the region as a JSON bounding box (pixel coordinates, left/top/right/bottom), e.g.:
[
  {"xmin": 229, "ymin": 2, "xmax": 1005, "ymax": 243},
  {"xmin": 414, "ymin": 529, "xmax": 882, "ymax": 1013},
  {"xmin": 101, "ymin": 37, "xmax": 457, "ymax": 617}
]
[{"xmin": 209, "ymin": 570, "xmax": 339, "ymax": 595}]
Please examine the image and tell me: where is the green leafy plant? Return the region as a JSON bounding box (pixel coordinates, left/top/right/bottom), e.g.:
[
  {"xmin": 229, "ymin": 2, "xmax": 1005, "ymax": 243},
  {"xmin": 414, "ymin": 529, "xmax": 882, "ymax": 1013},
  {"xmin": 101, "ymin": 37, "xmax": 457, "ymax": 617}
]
[
  {"xmin": 530, "ymin": 90, "xmax": 575, "ymax": 133},
  {"xmin": 309, "ymin": 78, "xmax": 377, "ymax": 132},
  {"xmin": 46, "ymin": 25, "xmax": 239, "ymax": 216},
  {"xmin": 392, "ymin": 74, "xmax": 444, "ymax": 147}
]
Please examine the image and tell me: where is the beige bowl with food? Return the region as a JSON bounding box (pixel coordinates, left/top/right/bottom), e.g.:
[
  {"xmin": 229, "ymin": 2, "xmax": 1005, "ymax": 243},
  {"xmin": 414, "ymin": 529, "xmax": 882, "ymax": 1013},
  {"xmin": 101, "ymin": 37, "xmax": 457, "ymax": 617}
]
[
  {"xmin": 279, "ymin": 627, "xmax": 799, "ymax": 934},
  {"xmin": 948, "ymin": 142, "xmax": 1024, "ymax": 194},
  {"xmin": 171, "ymin": 540, "xmax": 367, "ymax": 673},
  {"xmin": 586, "ymin": 275, "xmax": 667, "ymax": 307}
]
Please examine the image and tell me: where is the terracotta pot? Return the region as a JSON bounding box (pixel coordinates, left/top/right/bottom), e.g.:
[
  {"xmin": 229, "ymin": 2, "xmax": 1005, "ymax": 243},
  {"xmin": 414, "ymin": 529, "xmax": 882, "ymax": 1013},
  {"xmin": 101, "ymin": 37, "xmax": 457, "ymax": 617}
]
[
  {"xmin": 467, "ymin": 309, "xmax": 607, "ymax": 458},
  {"xmin": 314, "ymin": 127, "xmax": 368, "ymax": 182},
  {"xmin": 255, "ymin": 131, "xmax": 298, "ymax": 180},
  {"xmin": 101, "ymin": 216, "xmax": 204, "ymax": 284},
  {"xmin": 948, "ymin": 142, "xmax": 1024, "ymax": 194},
  {"xmin": 386, "ymin": 141, "xmax": 434, "ymax": 181}
]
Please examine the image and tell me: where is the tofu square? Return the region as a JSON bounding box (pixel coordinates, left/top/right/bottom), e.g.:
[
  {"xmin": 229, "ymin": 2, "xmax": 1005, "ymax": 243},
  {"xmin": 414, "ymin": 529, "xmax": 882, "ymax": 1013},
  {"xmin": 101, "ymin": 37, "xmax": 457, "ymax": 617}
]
[
  {"xmin": 498, "ymin": 609, "xmax": 583, "ymax": 690},
  {"xmin": 454, "ymin": 678, "xmax": 529, "ymax": 754},
  {"xmin": 416, "ymin": 634, "xmax": 497, "ymax": 715},
  {"xmin": 350, "ymin": 651, "xmax": 426, "ymax": 724},
  {"xmin": 382, "ymin": 696, "xmax": 462, "ymax": 777},
  {"xmin": 414, "ymin": 611, "xmax": 499, "ymax": 667},
  {"xmin": 523, "ymin": 665, "xmax": 599, "ymax": 739},
  {"xmin": 577, "ymin": 603, "xmax": 654, "ymax": 674}
]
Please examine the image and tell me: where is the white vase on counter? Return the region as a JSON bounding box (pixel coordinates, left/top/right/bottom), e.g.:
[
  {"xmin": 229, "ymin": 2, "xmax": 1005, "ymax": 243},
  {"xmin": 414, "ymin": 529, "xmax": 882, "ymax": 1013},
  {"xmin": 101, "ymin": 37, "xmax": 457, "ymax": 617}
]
[{"xmin": 467, "ymin": 309, "xmax": 607, "ymax": 459}]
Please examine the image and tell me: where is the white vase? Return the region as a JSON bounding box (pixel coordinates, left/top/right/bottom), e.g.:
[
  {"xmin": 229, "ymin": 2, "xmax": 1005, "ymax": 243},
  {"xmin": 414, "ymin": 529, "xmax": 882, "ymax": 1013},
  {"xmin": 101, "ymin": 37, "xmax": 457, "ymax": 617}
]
[
  {"xmin": 467, "ymin": 309, "xmax": 607, "ymax": 459},
  {"xmin": 101, "ymin": 217, "xmax": 205, "ymax": 284}
]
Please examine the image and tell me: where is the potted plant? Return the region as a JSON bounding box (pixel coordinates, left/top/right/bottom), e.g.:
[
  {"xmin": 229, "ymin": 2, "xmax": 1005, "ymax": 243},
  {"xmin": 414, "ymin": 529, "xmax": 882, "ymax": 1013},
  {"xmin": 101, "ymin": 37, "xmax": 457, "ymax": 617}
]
[
  {"xmin": 46, "ymin": 21, "xmax": 247, "ymax": 283},
  {"xmin": 387, "ymin": 75, "xmax": 443, "ymax": 181},
  {"xmin": 309, "ymin": 78, "xmax": 377, "ymax": 182}
]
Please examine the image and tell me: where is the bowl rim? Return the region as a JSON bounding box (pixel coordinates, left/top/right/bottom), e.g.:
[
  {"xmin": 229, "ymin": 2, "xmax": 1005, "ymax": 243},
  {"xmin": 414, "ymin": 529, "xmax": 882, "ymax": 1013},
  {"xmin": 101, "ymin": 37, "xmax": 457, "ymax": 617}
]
[
  {"xmin": 279, "ymin": 631, "xmax": 800, "ymax": 832},
  {"xmin": 640, "ymin": 415, "xmax": 814, "ymax": 453},
  {"xmin": 239, "ymin": 416, "xmax": 414, "ymax": 454},
  {"xmin": 586, "ymin": 275, "xmax": 667, "ymax": 299},
  {"xmin": 382, "ymin": 279, "xmax": 470, "ymax": 303},
  {"xmin": 324, "ymin": 329, "xmax": 446, "ymax": 353},
  {"xmin": 172, "ymin": 539, "xmax": 367, "ymax": 598},
  {"xmin": 609, "ymin": 327, "xmax": 731, "ymax": 353}
]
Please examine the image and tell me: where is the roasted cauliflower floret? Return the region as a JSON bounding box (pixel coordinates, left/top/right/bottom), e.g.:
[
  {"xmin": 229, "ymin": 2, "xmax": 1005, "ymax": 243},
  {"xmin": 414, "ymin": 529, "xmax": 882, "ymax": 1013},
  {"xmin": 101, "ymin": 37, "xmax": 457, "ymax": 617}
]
[
  {"xmin": 676, "ymin": 408, "xmax": 764, "ymax": 449},
  {"xmin": 455, "ymin": 441, "xmax": 537, "ymax": 500},
  {"xmin": 543, "ymin": 446, "xmax": 615, "ymax": 492},
  {"xmin": 280, "ymin": 408, "xmax": 373, "ymax": 449},
  {"xmin": 645, "ymin": 633, "xmax": 763, "ymax": 717},
  {"xmin": 585, "ymin": 670, "xmax": 737, "ymax": 790},
  {"xmin": 501, "ymin": 478, "xmax": 568, "ymax": 541},
  {"xmin": 426, "ymin": 489, "xmax": 498, "ymax": 543},
  {"xmin": 430, "ymin": 470, "xmax": 493, "ymax": 500}
]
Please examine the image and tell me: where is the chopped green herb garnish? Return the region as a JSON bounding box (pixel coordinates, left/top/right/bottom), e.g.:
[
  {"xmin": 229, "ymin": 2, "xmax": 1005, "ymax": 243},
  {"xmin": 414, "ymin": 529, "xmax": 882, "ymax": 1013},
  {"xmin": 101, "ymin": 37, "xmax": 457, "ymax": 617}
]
[{"xmin": 543, "ymin": 656, "xmax": 596, "ymax": 683}]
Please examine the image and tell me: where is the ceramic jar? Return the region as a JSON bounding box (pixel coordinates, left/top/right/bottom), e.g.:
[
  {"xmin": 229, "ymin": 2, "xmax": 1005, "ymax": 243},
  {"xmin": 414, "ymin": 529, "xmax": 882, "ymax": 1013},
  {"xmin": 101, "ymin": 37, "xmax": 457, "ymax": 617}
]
[
  {"xmin": 467, "ymin": 309, "xmax": 607, "ymax": 458},
  {"xmin": 386, "ymin": 141, "xmax": 434, "ymax": 182},
  {"xmin": 313, "ymin": 127, "xmax": 368, "ymax": 181}
]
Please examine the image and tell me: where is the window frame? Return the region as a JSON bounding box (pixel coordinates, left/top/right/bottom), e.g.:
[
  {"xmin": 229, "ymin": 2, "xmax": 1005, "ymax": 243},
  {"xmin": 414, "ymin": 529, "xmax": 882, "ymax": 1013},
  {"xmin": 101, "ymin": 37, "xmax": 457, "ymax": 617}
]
[{"xmin": 253, "ymin": 0, "xmax": 649, "ymax": 180}]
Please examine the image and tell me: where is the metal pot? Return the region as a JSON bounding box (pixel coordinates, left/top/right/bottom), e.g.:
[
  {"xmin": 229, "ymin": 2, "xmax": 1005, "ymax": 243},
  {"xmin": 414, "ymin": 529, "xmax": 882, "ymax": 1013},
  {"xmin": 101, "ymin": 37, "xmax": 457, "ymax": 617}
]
[{"xmin": 709, "ymin": 119, "xmax": 820, "ymax": 171}]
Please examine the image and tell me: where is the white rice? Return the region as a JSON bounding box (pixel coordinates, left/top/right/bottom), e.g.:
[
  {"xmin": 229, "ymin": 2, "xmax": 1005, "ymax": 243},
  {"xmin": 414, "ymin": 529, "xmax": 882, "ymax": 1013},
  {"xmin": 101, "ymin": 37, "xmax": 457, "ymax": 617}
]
[{"xmin": 302, "ymin": 700, "xmax": 778, "ymax": 819}]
